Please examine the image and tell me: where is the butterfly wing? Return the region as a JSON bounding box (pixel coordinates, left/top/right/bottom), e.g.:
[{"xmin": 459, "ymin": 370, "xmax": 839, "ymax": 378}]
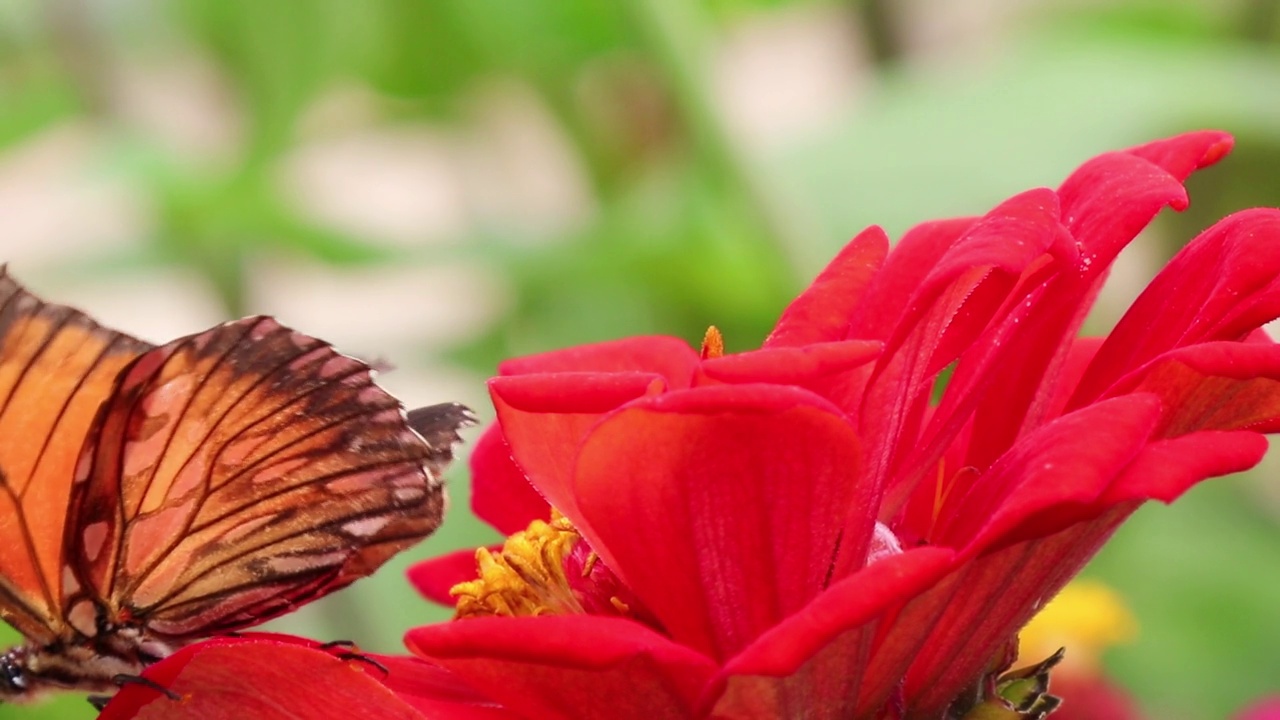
[
  {"xmin": 407, "ymin": 402, "xmax": 477, "ymax": 477},
  {"xmin": 0, "ymin": 270, "xmax": 152, "ymax": 644},
  {"xmin": 66, "ymin": 316, "xmax": 465, "ymax": 638}
]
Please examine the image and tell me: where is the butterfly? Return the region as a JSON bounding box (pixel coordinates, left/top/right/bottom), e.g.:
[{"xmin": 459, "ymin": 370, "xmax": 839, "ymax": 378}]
[{"xmin": 0, "ymin": 268, "xmax": 474, "ymax": 702}]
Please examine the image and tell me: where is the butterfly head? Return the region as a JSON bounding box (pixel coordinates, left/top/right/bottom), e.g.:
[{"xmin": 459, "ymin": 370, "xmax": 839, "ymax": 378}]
[{"xmin": 0, "ymin": 646, "xmax": 36, "ymax": 703}]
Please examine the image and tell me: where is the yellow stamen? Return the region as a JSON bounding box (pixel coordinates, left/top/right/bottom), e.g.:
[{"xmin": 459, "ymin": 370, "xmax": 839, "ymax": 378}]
[
  {"xmin": 701, "ymin": 326, "xmax": 725, "ymax": 359},
  {"xmin": 1018, "ymin": 579, "xmax": 1137, "ymax": 676},
  {"xmin": 451, "ymin": 511, "xmax": 583, "ymax": 619}
]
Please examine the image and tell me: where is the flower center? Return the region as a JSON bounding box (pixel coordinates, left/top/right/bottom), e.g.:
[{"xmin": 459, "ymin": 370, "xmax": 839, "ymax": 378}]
[{"xmin": 451, "ymin": 511, "xmax": 650, "ymax": 623}]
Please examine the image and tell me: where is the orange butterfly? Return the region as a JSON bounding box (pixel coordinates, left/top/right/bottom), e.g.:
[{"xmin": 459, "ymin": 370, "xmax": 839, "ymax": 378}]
[{"xmin": 0, "ymin": 269, "xmax": 473, "ymax": 702}]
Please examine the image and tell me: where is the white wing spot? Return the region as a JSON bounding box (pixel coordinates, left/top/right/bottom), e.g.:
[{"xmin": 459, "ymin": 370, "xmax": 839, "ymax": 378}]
[{"xmin": 342, "ymin": 516, "xmax": 391, "ymax": 539}]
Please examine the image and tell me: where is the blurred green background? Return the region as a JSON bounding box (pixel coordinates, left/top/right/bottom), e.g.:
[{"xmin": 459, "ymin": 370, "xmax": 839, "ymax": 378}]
[{"xmin": 0, "ymin": 0, "xmax": 1277, "ymax": 718}]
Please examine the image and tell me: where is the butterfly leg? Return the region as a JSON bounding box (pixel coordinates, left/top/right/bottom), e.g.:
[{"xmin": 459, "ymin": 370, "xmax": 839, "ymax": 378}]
[
  {"xmin": 335, "ymin": 652, "xmax": 389, "ymax": 677},
  {"xmin": 112, "ymin": 673, "xmax": 182, "ymax": 700},
  {"xmin": 316, "ymin": 639, "xmax": 355, "ymax": 651},
  {"xmin": 316, "ymin": 640, "xmax": 389, "ymax": 677}
]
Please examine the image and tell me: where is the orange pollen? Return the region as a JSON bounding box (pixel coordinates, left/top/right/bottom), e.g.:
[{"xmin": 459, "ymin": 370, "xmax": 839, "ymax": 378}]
[{"xmin": 701, "ymin": 326, "xmax": 725, "ymax": 359}]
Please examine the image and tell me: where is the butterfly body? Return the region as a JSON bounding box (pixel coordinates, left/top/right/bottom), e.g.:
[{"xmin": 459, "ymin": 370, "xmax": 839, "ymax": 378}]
[
  {"xmin": 0, "ymin": 620, "xmax": 170, "ymax": 699},
  {"xmin": 0, "ymin": 270, "xmax": 473, "ymax": 702}
]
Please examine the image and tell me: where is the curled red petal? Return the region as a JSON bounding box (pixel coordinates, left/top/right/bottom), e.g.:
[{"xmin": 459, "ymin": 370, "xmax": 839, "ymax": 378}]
[
  {"xmin": 1099, "ymin": 430, "xmax": 1267, "ymax": 505},
  {"xmin": 499, "ymin": 335, "xmax": 699, "ymax": 388},
  {"xmin": 700, "ymin": 340, "xmax": 881, "ymax": 386},
  {"xmin": 490, "ymin": 371, "xmax": 661, "ymax": 539},
  {"xmin": 1123, "ymin": 129, "xmax": 1233, "ymax": 181},
  {"xmin": 859, "ymin": 189, "xmax": 1066, "ymax": 514}
]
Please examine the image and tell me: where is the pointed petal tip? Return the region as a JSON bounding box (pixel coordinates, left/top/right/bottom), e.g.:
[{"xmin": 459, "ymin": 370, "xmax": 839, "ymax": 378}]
[{"xmin": 1126, "ymin": 130, "xmax": 1235, "ymax": 182}]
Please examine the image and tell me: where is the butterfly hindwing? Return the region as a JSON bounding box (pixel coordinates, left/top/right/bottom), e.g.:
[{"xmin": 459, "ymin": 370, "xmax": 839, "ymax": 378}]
[
  {"xmin": 66, "ymin": 316, "xmax": 453, "ymax": 638},
  {"xmin": 0, "ymin": 271, "xmax": 152, "ymax": 645}
]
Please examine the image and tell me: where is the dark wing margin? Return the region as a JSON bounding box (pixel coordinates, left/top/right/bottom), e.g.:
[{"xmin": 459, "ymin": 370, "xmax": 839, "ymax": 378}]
[{"xmin": 407, "ymin": 402, "xmax": 478, "ymax": 477}]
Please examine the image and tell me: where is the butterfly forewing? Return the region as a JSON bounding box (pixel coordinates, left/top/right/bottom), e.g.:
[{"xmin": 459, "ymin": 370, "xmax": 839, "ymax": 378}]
[
  {"xmin": 0, "ymin": 272, "xmax": 152, "ymax": 644},
  {"xmin": 66, "ymin": 316, "xmax": 451, "ymax": 638}
]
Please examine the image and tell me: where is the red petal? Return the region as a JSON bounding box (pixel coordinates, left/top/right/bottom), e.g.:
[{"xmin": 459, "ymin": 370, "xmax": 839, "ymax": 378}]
[
  {"xmin": 405, "ymin": 616, "xmax": 717, "ymax": 720},
  {"xmin": 1122, "ymin": 130, "xmax": 1233, "ymax": 181},
  {"xmin": 765, "ymin": 226, "xmax": 888, "ymax": 347},
  {"xmin": 900, "ymin": 518, "xmax": 1122, "ymax": 716},
  {"xmin": 570, "ymin": 384, "xmax": 870, "ymax": 662},
  {"xmin": 470, "ymin": 425, "xmax": 550, "ymax": 533},
  {"xmin": 708, "ymin": 547, "xmax": 955, "ymax": 718},
  {"xmin": 700, "ymin": 340, "xmax": 881, "ymax": 386},
  {"xmin": 489, "ymin": 372, "xmax": 661, "ymax": 537},
  {"xmin": 720, "ymin": 546, "xmax": 955, "ymax": 676},
  {"xmin": 407, "ymin": 546, "xmax": 493, "ymax": 607},
  {"xmin": 1072, "ymin": 209, "xmax": 1280, "ymax": 407},
  {"xmin": 369, "ymin": 653, "xmax": 519, "ymax": 719},
  {"xmin": 1099, "ymin": 430, "xmax": 1267, "ymax": 505},
  {"xmin": 1057, "ymin": 150, "xmax": 1191, "ymax": 270},
  {"xmin": 859, "ymin": 190, "xmax": 1064, "ymax": 513},
  {"xmin": 848, "ymin": 217, "xmax": 976, "ymax": 343},
  {"xmin": 499, "ymin": 335, "xmax": 700, "ymax": 388},
  {"xmin": 1116, "ymin": 343, "xmax": 1280, "ymax": 436},
  {"xmin": 100, "ymin": 635, "xmax": 426, "ymax": 720},
  {"xmin": 937, "ymin": 144, "xmax": 1208, "ymax": 479},
  {"xmin": 937, "ymin": 394, "xmax": 1161, "ymax": 549}
]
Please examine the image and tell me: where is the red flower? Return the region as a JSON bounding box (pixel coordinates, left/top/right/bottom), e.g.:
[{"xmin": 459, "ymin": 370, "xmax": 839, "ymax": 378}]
[{"xmin": 405, "ymin": 131, "xmax": 1280, "ymax": 718}]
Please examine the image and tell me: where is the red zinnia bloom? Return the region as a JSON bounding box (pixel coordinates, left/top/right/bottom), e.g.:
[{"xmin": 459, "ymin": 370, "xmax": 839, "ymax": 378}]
[
  {"xmin": 405, "ymin": 130, "xmax": 1280, "ymax": 718},
  {"xmin": 100, "ymin": 130, "xmax": 1280, "ymax": 719}
]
